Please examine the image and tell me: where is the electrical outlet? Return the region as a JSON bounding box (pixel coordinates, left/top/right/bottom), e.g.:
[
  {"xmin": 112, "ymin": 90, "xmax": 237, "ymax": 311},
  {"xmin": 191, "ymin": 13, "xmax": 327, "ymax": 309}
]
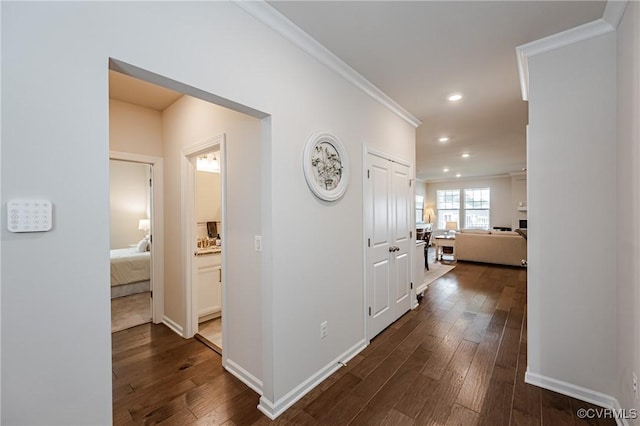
[
  {"xmin": 633, "ymin": 372, "xmax": 638, "ymax": 399},
  {"xmin": 320, "ymin": 321, "xmax": 328, "ymax": 339}
]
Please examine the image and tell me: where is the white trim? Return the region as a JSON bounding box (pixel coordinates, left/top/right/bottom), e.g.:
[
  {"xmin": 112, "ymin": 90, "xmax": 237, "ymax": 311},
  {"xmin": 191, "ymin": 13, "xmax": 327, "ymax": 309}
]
[
  {"xmin": 224, "ymin": 358, "xmax": 263, "ymax": 395},
  {"xmin": 603, "ymin": 1, "xmax": 629, "ymax": 29},
  {"xmin": 182, "ymin": 134, "xmax": 226, "ymax": 339},
  {"xmin": 525, "ymin": 370, "xmax": 628, "ymax": 426},
  {"xmin": 257, "ymin": 339, "xmax": 367, "ymax": 420},
  {"xmin": 219, "ymin": 143, "xmax": 229, "ymax": 365},
  {"xmin": 516, "ymin": 18, "xmax": 615, "ymax": 101},
  {"xmin": 233, "ymin": 0, "xmax": 421, "ymax": 128},
  {"xmin": 109, "ymin": 151, "xmax": 165, "ymax": 324},
  {"xmin": 162, "ymin": 315, "xmax": 184, "ymax": 337},
  {"xmin": 366, "ymin": 146, "xmax": 412, "ymax": 168},
  {"xmin": 361, "ymin": 144, "xmax": 369, "ymax": 348}
]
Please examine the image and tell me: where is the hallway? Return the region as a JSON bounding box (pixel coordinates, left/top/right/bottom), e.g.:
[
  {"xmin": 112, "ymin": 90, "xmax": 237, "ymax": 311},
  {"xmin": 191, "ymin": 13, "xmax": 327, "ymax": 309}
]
[{"xmin": 112, "ymin": 261, "xmax": 613, "ymax": 425}]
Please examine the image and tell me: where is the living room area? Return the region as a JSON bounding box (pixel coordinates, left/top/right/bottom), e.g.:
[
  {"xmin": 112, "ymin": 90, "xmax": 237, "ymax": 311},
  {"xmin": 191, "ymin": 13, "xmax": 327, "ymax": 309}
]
[{"xmin": 415, "ymin": 172, "xmax": 528, "ymax": 273}]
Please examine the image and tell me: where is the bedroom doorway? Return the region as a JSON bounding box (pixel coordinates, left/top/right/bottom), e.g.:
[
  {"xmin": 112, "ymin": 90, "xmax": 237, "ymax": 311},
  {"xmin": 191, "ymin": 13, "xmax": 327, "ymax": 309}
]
[{"xmin": 109, "ymin": 152, "xmax": 165, "ymax": 332}]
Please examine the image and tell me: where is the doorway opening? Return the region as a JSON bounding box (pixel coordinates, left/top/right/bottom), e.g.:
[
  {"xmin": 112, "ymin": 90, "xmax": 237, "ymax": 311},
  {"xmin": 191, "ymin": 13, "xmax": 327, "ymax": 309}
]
[
  {"xmin": 108, "ymin": 155, "xmax": 163, "ymax": 332},
  {"xmin": 108, "ymin": 58, "xmax": 268, "ymax": 394},
  {"xmin": 184, "ymin": 138, "xmax": 225, "ymax": 354}
]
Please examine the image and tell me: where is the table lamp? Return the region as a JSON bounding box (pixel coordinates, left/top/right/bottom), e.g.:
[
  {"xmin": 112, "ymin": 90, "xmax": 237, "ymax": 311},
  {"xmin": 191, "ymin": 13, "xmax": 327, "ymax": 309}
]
[
  {"xmin": 424, "ymin": 208, "xmax": 435, "ymax": 224},
  {"xmin": 138, "ymin": 219, "xmax": 150, "ymax": 239},
  {"xmin": 445, "ymin": 221, "xmax": 458, "ymax": 237}
]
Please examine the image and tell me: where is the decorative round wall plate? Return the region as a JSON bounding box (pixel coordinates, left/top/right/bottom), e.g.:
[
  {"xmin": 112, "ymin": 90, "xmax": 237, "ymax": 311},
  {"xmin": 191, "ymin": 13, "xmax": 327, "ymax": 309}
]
[{"xmin": 303, "ymin": 132, "xmax": 350, "ymax": 201}]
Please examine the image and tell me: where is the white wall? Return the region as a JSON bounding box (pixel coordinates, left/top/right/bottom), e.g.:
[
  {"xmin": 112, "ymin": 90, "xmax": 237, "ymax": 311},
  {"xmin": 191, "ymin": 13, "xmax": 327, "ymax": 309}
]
[
  {"xmin": 426, "ymin": 175, "xmax": 513, "ymax": 230},
  {"xmin": 162, "ymin": 95, "xmax": 263, "ymax": 385},
  {"xmin": 511, "ymin": 172, "xmax": 527, "ymax": 231},
  {"xmin": 109, "ymin": 98, "xmax": 163, "ymax": 251},
  {"xmin": 616, "ymin": 0, "xmax": 640, "ymax": 416},
  {"xmin": 109, "ymin": 98, "xmax": 163, "ymax": 157},
  {"xmin": 527, "ymin": 32, "xmax": 617, "ymax": 396},
  {"xmin": 415, "ymin": 179, "xmax": 428, "ymax": 224},
  {"xmin": 0, "ymin": 3, "xmax": 415, "ymax": 423},
  {"xmin": 109, "ymin": 160, "xmax": 150, "ymax": 249},
  {"xmin": 196, "ymin": 170, "xmax": 222, "ymax": 225}
]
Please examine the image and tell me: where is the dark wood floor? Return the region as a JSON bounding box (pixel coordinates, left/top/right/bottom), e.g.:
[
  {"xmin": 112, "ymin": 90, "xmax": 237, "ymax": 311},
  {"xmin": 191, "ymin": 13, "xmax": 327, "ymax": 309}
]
[{"xmin": 112, "ymin": 257, "xmax": 614, "ymax": 425}]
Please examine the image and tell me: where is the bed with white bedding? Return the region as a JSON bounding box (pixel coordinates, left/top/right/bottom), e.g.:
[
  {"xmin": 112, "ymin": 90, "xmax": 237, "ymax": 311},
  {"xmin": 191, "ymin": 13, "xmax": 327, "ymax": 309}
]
[{"xmin": 110, "ymin": 247, "xmax": 150, "ymax": 298}]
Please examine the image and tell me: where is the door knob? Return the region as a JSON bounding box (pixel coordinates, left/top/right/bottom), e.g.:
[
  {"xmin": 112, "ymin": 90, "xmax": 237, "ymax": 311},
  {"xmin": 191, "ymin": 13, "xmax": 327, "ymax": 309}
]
[{"xmin": 389, "ymin": 247, "xmax": 395, "ymax": 252}]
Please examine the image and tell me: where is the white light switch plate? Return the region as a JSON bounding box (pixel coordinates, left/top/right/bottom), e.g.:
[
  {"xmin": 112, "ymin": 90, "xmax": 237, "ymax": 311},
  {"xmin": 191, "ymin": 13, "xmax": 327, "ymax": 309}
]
[{"xmin": 7, "ymin": 199, "xmax": 52, "ymax": 232}]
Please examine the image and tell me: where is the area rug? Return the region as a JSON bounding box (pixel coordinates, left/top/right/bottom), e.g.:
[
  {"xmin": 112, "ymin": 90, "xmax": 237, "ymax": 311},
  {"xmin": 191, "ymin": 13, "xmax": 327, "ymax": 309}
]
[
  {"xmin": 419, "ymin": 261, "xmax": 456, "ymax": 290},
  {"xmin": 111, "ymin": 292, "xmax": 151, "ymax": 333}
]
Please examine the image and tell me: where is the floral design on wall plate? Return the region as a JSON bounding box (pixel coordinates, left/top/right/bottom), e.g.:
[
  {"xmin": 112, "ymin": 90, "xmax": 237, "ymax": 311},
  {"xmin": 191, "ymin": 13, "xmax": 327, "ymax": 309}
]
[{"xmin": 303, "ymin": 132, "xmax": 350, "ymax": 201}]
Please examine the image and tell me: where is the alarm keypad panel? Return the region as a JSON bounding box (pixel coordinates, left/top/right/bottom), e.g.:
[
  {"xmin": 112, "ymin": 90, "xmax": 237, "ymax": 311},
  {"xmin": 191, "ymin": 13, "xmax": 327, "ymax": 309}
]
[{"xmin": 7, "ymin": 199, "xmax": 52, "ymax": 233}]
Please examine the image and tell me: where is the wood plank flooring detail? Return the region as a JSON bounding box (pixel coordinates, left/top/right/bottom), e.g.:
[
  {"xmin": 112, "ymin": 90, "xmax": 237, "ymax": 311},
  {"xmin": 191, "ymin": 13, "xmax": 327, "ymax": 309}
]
[{"xmin": 112, "ymin": 259, "xmax": 616, "ymax": 425}]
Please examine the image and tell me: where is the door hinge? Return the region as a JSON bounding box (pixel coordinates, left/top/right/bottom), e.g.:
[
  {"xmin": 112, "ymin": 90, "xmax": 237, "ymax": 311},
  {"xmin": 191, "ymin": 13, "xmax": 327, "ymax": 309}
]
[
  {"xmin": 367, "ymin": 169, "xmax": 370, "ymax": 179},
  {"xmin": 409, "ymin": 179, "xmax": 412, "ymax": 187},
  {"xmin": 150, "ymin": 291, "xmax": 153, "ymax": 298},
  {"xmin": 149, "ymin": 178, "xmax": 152, "ymax": 187},
  {"xmin": 150, "ymin": 234, "xmax": 152, "ymax": 243},
  {"xmin": 368, "ymin": 307, "xmax": 372, "ymax": 316},
  {"xmin": 367, "ymin": 238, "xmax": 370, "ymax": 247},
  {"xmin": 410, "ymin": 282, "xmax": 413, "ymax": 290},
  {"xmin": 410, "ymin": 231, "xmax": 413, "ymax": 238}
]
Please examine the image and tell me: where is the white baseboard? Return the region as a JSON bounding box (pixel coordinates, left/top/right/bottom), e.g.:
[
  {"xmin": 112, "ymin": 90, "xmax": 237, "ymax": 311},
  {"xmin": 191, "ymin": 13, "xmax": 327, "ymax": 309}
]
[
  {"xmin": 525, "ymin": 370, "xmax": 628, "ymax": 426},
  {"xmin": 257, "ymin": 339, "xmax": 368, "ymax": 420},
  {"xmin": 162, "ymin": 315, "xmax": 184, "ymax": 337},
  {"xmin": 415, "ymin": 282, "xmax": 428, "ymax": 295},
  {"xmin": 224, "ymin": 358, "xmax": 263, "ymax": 396}
]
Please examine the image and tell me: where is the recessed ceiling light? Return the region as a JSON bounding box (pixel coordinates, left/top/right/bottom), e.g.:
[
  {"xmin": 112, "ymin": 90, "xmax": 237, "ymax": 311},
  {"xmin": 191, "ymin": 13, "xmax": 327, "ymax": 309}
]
[
  {"xmin": 456, "ymin": 173, "xmax": 462, "ymax": 178},
  {"xmin": 443, "ymin": 168, "xmax": 450, "ymax": 172},
  {"xmin": 448, "ymin": 93, "xmax": 463, "ymax": 102},
  {"xmin": 461, "ymin": 153, "xmax": 470, "ymax": 158},
  {"xmin": 438, "ymin": 136, "xmax": 449, "ymax": 143}
]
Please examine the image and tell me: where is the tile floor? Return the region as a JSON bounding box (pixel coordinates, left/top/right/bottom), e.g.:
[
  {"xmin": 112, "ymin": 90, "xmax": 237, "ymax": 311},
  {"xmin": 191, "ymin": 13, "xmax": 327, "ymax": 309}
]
[{"xmin": 196, "ymin": 317, "xmax": 222, "ymax": 354}]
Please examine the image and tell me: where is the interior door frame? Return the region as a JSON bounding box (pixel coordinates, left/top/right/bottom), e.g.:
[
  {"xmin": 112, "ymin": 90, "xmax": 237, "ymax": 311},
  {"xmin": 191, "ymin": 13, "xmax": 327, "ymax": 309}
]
[
  {"xmin": 182, "ymin": 134, "xmax": 227, "ymax": 350},
  {"xmin": 109, "ymin": 151, "xmax": 165, "ymax": 324},
  {"xmin": 363, "ymin": 146, "xmax": 416, "ymax": 341}
]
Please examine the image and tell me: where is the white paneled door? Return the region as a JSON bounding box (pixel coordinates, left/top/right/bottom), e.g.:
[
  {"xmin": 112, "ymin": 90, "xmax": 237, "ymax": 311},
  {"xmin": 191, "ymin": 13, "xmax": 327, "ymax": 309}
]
[{"xmin": 365, "ymin": 152, "xmax": 412, "ymax": 340}]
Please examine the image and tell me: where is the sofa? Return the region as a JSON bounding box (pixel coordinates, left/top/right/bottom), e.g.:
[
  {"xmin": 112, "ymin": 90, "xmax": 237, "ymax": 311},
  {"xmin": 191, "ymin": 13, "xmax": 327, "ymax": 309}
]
[{"xmin": 454, "ymin": 230, "xmax": 527, "ymax": 267}]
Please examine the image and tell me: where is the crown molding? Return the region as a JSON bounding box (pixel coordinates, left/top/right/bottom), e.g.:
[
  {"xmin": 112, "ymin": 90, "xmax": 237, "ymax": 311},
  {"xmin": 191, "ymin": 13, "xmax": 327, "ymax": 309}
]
[
  {"xmin": 234, "ymin": 0, "xmax": 421, "ymax": 128},
  {"xmin": 603, "ymin": 0, "xmax": 629, "ymax": 29},
  {"xmin": 516, "ymin": 18, "xmax": 615, "ymax": 101}
]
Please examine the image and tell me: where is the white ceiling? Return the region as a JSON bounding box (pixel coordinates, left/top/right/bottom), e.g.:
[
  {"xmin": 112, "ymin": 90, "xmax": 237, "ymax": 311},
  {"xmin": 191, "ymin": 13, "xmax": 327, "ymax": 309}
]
[
  {"xmin": 109, "ymin": 2, "xmax": 606, "ymax": 181},
  {"xmin": 268, "ymin": 1, "xmax": 606, "ymax": 181}
]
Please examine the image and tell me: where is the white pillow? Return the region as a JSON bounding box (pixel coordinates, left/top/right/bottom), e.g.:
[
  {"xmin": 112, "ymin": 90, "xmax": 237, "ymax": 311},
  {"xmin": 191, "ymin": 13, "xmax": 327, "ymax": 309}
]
[{"xmin": 136, "ymin": 239, "xmax": 148, "ymax": 253}]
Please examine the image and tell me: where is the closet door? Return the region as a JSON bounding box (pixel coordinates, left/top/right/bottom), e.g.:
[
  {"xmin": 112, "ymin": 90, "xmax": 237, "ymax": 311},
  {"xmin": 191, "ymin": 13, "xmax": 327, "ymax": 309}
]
[
  {"xmin": 365, "ymin": 154, "xmax": 395, "ymax": 340},
  {"xmin": 391, "ymin": 162, "xmax": 411, "ymax": 320},
  {"xmin": 365, "ymin": 153, "xmax": 412, "ymax": 340}
]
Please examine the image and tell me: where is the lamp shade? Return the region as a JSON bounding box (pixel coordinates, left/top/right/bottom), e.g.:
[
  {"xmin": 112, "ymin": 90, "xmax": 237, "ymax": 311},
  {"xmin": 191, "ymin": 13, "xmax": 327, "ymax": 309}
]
[
  {"xmin": 138, "ymin": 219, "xmax": 150, "ymax": 231},
  {"xmin": 425, "ymin": 208, "xmax": 435, "ymax": 222},
  {"xmin": 445, "ymin": 221, "xmax": 458, "ymax": 231}
]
